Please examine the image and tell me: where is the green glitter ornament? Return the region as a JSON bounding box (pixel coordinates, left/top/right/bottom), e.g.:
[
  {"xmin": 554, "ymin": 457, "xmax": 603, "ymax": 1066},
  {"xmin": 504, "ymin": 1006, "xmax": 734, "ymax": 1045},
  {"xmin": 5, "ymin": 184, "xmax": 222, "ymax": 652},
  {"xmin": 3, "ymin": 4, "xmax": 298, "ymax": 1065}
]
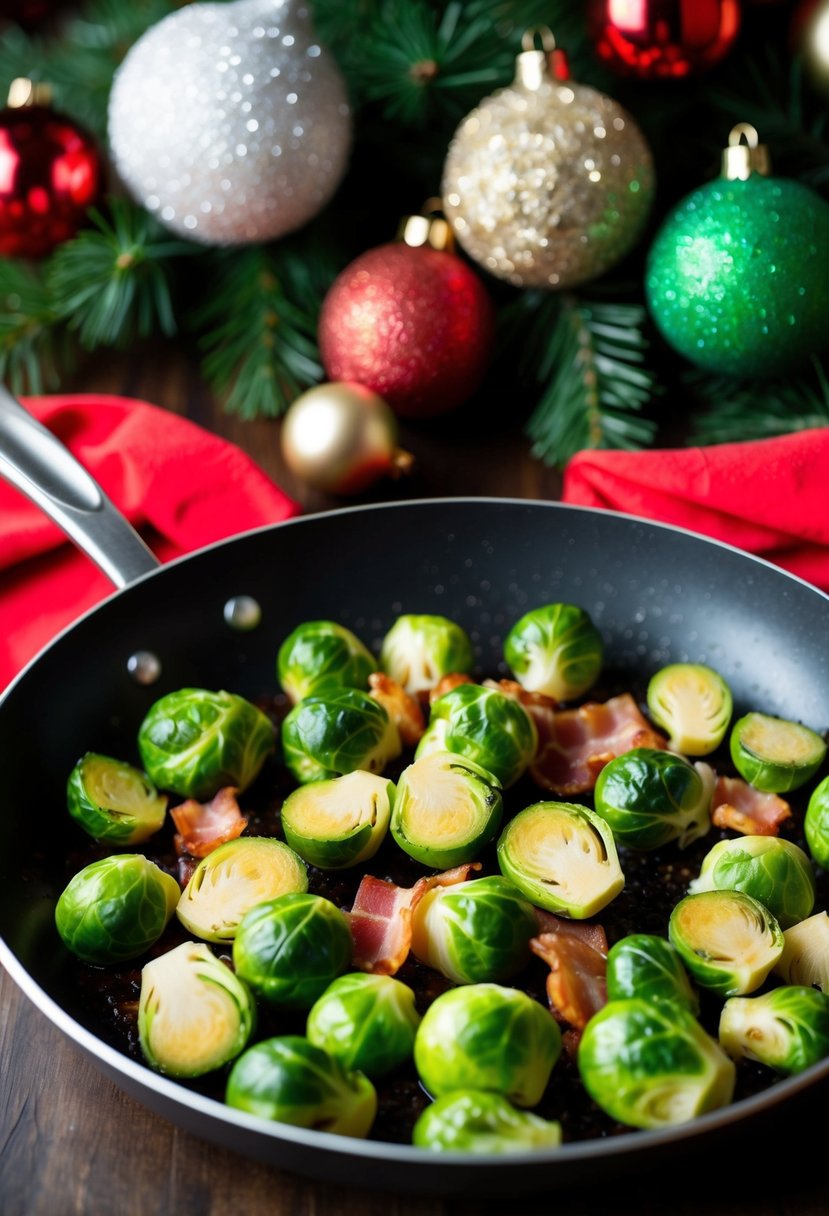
[{"xmin": 645, "ymin": 123, "xmax": 829, "ymax": 377}]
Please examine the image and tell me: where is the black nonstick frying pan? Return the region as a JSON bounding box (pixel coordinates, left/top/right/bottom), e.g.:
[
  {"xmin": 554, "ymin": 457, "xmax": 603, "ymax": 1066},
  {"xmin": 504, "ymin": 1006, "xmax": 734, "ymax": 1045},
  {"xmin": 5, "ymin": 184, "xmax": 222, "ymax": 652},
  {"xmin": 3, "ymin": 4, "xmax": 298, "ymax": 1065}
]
[{"xmin": 1, "ymin": 387, "xmax": 829, "ymax": 1196}]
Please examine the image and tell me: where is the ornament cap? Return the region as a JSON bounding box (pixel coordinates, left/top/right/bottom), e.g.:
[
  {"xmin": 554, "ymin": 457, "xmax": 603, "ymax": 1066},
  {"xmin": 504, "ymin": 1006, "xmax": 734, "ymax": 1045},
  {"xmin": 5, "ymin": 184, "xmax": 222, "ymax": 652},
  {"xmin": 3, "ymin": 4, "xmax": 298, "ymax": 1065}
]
[
  {"xmin": 7, "ymin": 78, "xmax": 53, "ymax": 108},
  {"xmin": 721, "ymin": 123, "xmax": 771, "ymax": 180},
  {"xmin": 399, "ymin": 200, "xmax": 454, "ymax": 252},
  {"xmin": 515, "ymin": 27, "xmax": 569, "ymax": 90}
]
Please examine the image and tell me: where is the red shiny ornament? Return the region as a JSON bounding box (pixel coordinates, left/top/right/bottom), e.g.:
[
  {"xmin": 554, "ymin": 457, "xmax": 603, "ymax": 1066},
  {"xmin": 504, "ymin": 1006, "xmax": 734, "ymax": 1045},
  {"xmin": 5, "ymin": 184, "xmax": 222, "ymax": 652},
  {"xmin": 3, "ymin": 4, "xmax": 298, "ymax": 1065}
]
[
  {"xmin": 318, "ymin": 242, "xmax": 495, "ymax": 420},
  {"xmin": 588, "ymin": 0, "xmax": 741, "ymax": 78},
  {"xmin": 0, "ymin": 103, "xmax": 102, "ymax": 258}
]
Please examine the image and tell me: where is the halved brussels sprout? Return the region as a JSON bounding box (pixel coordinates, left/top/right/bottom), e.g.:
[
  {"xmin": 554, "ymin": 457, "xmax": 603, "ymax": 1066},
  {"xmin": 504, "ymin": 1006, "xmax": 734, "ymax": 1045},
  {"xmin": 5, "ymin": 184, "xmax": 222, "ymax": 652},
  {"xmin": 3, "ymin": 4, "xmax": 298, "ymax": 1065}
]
[
  {"xmin": 503, "ymin": 602, "xmax": 603, "ymax": 702},
  {"xmin": 805, "ymin": 775, "xmax": 829, "ymax": 870},
  {"xmin": 415, "ymin": 683, "xmax": 536, "ymax": 789},
  {"xmin": 55, "ymin": 854, "xmax": 179, "ymax": 964},
  {"xmin": 281, "ymin": 771, "xmax": 395, "ymax": 870},
  {"xmin": 606, "ymin": 934, "xmax": 698, "ymax": 1014},
  {"xmin": 593, "ymin": 748, "xmax": 713, "ymax": 851},
  {"xmin": 226, "ymin": 1035, "xmax": 377, "ymax": 1137},
  {"xmin": 719, "ymin": 985, "xmax": 829, "ymax": 1075},
  {"xmin": 729, "ymin": 711, "xmax": 827, "ymax": 794},
  {"xmin": 391, "ymin": 752, "xmax": 502, "ymax": 868},
  {"xmin": 277, "ymin": 620, "xmax": 376, "ymax": 704},
  {"xmin": 177, "ymin": 836, "xmax": 307, "ymax": 943},
  {"xmin": 413, "ymin": 1090, "xmax": 562, "ymax": 1154},
  {"xmin": 774, "ymin": 911, "xmax": 829, "ymax": 992},
  {"xmin": 413, "ymin": 983, "xmax": 561, "ymax": 1107},
  {"xmin": 410, "ymin": 875, "xmax": 537, "ymax": 985},
  {"xmin": 578, "ymin": 998, "xmax": 735, "ymax": 1128},
  {"xmin": 646, "ymin": 663, "xmax": 733, "ymax": 756},
  {"xmin": 281, "ymin": 687, "xmax": 401, "ymax": 785},
  {"xmin": 138, "ymin": 687, "xmax": 275, "ymax": 800},
  {"xmin": 380, "ymin": 614, "xmax": 474, "ymax": 696},
  {"xmin": 139, "ymin": 940, "xmax": 255, "ymax": 1077},
  {"xmin": 669, "ymin": 890, "xmax": 784, "ymax": 997},
  {"xmin": 67, "ymin": 752, "xmax": 167, "ymax": 845},
  {"xmin": 497, "ymin": 801, "xmax": 624, "ymax": 919},
  {"xmin": 306, "ymin": 973, "xmax": 421, "ymax": 1079},
  {"xmin": 689, "ymin": 836, "xmax": 815, "ymax": 929},
  {"xmin": 232, "ymin": 893, "xmax": 353, "ymax": 1009}
]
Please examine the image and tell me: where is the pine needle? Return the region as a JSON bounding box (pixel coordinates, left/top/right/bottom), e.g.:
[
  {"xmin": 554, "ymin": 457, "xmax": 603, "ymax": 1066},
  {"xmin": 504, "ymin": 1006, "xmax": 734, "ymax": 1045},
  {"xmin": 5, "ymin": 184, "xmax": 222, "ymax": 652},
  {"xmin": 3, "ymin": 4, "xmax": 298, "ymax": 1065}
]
[
  {"xmin": 0, "ymin": 259, "xmax": 64, "ymax": 395},
  {"xmin": 689, "ymin": 360, "xmax": 829, "ymax": 444}
]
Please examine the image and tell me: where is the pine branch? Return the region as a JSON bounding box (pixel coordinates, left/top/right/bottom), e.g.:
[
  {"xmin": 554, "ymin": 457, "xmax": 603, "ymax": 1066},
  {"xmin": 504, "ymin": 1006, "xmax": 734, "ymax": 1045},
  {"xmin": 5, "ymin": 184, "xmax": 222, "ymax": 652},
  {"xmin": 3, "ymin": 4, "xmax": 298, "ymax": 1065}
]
[
  {"xmin": 0, "ymin": 259, "xmax": 65, "ymax": 395},
  {"xmin": 689, "ymin": 359, "xmax": 829, "ymax": 444}
]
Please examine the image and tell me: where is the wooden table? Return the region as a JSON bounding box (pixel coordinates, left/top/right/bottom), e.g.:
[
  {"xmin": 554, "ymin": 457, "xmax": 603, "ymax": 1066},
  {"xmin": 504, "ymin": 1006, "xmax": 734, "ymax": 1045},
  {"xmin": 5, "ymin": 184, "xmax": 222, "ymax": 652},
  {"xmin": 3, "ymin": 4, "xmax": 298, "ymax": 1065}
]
[{"xmin": 2, "ymin": 349, "xmax": 828, "ymax": 1216}]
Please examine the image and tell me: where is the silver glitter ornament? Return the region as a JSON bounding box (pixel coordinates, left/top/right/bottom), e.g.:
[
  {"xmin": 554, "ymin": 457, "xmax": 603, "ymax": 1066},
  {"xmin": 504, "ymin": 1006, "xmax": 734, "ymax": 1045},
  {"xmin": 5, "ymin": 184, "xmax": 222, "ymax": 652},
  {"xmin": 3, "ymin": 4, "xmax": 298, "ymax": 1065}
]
[
  {"xmin": 108, "ymin": 0, "xmax": 352, "ymax": 245},
  {"xmin": 442, "ymin": 29, "xmax": 655, "ymax": 289}
]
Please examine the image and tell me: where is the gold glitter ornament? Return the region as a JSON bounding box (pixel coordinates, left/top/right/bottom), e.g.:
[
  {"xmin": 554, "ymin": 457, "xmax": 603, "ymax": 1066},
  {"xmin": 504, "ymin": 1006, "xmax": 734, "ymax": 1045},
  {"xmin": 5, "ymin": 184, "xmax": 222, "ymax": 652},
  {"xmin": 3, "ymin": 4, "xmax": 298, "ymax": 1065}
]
[{"xmin": 441, "ymin": 28, "xmax": 655, "ymax": 289}]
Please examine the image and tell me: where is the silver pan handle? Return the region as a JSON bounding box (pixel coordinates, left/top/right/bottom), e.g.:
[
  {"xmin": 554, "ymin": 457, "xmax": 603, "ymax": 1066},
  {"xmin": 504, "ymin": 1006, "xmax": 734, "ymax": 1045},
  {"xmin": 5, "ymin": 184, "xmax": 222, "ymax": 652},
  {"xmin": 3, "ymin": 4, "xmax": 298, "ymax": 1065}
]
[{"xmin": 0, "ymin": 385, "xmax": 160, "ymax": 588}]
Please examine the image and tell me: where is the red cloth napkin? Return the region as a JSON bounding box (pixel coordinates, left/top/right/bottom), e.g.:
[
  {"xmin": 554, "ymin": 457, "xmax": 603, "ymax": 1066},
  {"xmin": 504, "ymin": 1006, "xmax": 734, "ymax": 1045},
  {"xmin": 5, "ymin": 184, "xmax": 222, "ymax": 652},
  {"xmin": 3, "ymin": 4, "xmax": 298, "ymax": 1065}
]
[
  {"xmin": 561, "ymin": 428, "xmax": 829, "ymax": 592},
  {"xmin": 0, "ymin": 394, "xmax": 298, "ymax": 687}
]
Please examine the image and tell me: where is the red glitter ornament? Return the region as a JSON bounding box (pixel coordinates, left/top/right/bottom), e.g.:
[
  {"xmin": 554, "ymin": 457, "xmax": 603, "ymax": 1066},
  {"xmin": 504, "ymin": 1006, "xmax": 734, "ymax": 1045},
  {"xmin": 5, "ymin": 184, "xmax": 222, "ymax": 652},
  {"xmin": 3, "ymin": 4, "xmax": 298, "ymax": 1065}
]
[
  {"xmin": 318, "ymin": 212, "xmax": 495, "ymax": 420},
  {"xmin": 588, "ymin": 0, "xmax": 741, "ymax": 79}
]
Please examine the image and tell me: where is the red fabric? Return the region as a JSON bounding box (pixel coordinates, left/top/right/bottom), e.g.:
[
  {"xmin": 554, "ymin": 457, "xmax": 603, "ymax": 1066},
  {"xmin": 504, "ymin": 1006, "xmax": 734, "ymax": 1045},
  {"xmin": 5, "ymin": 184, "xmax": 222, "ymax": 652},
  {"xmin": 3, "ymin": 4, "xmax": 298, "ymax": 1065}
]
[
  {"xmin": 561, "ymin": 429, "xmax": 829, "ymax": 591},
  {"xmin": 0, "ymin": 394, "xmax": 298, "ymax": 687}
]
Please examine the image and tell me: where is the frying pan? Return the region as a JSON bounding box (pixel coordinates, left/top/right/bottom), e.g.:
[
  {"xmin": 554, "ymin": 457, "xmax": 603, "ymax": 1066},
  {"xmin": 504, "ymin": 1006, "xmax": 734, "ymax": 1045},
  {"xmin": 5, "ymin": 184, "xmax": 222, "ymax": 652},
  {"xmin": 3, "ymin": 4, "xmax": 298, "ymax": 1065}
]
[{"xmin": 1, "ymin": 386, "xmax": 828, "ymax": 1196}]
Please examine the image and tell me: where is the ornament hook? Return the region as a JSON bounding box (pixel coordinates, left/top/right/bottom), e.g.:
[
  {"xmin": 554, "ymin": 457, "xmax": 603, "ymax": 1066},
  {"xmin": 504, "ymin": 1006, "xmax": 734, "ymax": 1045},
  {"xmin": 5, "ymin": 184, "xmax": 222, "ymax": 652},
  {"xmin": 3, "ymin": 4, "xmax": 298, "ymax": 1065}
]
[
  {"xmin": 728, "ymin": 123, "xmax": 760, "ymax": 149},
  {"xmin": 521, "ymin": 26, "xmax": 556, "ymax": 53},
  {"xmin": 722, "ymin": 123, "xmax": 770, "ymax": 180}
]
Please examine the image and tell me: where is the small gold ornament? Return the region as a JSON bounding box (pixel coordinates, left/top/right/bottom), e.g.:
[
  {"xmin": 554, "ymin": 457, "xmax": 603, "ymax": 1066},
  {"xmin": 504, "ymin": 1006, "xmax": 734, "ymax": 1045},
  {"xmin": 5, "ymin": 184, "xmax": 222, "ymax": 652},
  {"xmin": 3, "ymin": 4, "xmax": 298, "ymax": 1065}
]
[
  {"xmin": 280, "ymin": 382, "xmax": 413, "ymax": 495},
  {"xmin": 441, "ymin": 28, "xmax": 655, "ymax": 289}
]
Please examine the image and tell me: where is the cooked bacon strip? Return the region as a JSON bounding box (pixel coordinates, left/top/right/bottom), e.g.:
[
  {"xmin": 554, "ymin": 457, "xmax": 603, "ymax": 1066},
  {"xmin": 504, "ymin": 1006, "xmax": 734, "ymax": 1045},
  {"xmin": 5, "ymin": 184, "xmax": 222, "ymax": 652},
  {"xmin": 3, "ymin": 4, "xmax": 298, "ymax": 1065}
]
[
  {"xmin": 171, "ymin": 786, "xmax": 247, "ymax": 858},
  {"xmin": 711, "ymin": 775, "xmax": 792, "ymax": 836},
  {"xmin": 428, "ymin": 672, "xmax": 474, "ymax": 705},
  {"xmin": 532, "ymin": 907, "xmax": 608, "ymax": 954},
  {"xmin": 531, "ymin": 914, "xmax": 609, "ymax": 1040},
  {"xmin": 368, "ymin": 672, "xmax": 425, "ymax": 746}
]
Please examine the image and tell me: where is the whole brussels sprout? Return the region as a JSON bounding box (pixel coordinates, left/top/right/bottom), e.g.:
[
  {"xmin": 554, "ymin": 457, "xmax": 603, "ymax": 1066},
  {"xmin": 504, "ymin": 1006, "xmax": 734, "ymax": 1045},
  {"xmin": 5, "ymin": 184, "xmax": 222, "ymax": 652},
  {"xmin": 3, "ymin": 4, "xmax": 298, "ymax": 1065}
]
[
  {"xmin": 281, "ymin": 771, "xmax": 395, "ymax": 870},
  {"xmin": 646, "ymin": 663, "xmax": 732, "ymax": 756},
  {"xmin": 719, "ymin": 985, "xmax": 829, "ymax": 1075},
  {"xmin": 233, "ymin": 893, "xmax": 353, "ymax": 1009},
  {"xmin": 391, "ymin": 752, "xmax": 502, "ymax": 869},
  {"xmin": 774, "ymin": 911, "xmax": 829, "ymax": 992},
  {"xmin": 416, "ymin": 683, "xmax": 537, "ymax": 789},
  {"xmin": 413, "ymin": 1090, "xmax": 562, "ymax": 1154},
  {"xmin": 226, "ymin": 1035, "xmax": 377, "ymax": 1137},
  {"xmin": 138, "ymin": 688, "xmax": 275, "ymax": 800},
  {"xmin": 606, "ymin": 934, "xmax": 698, "ymax": 1014},
  {"xmin": 55, "ymin": 854, "xmax": 179, "ymax": 964},
  {"xmin": 410, "ymin": 875, "xmax": 537, "ymax": 985},
  {"xmin": 281, "ymin": 687, "xmax": 401, "ymax": 785},
  {"xmin": 729, "ymin": 711, "xmax": 826, "ymax": 794},
  {"xmin": 139, "ymin": 940, "xmax": 256, "ymax": 1077},
  {"xmin": 67, "ymin": 753, "xmax": 167, "ymax": 845},
  {"xmin": 503, "ymin": 602, "xmax": 603, "ymax": 702},
  {"xmin": 277, "ymin": 620, "xmax": 376, "ymax": 704},
  {"xmin": 578, "ymin": 998, "xmax": 735, "ymax": 1129},
  {"xmin": 593, "ymin": 748, "xmax": 713, "ymax": 851},
  {"xmin": 414, "ymin": 983, "xmax": 561, "ymax": 1107},
  {"xmin": 306, "ymin": 973, "xmax": 421, "ymax": 1079},
  {"xmin": 669, "ymin": 890, "xmax": 784, "ymax": 997},
  {"xmin": 380, "ymin": 613, "xmax": 475, "ymax": 696},
  {"xmin": 689, "ymin": 836, "xmax": 816, "ymax": 929},
  {"xmin": 805, "ymin": 774, "xmax": 829, "ymax": 870}
]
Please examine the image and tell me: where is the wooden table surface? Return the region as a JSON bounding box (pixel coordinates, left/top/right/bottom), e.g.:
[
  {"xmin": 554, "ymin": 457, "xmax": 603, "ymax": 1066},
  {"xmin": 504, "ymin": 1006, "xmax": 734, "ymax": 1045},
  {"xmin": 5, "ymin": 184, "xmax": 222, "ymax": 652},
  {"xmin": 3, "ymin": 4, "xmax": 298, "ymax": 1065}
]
[{"xmin": 2, "ymin": 348, "xmax": 828, "ymax": 1216}]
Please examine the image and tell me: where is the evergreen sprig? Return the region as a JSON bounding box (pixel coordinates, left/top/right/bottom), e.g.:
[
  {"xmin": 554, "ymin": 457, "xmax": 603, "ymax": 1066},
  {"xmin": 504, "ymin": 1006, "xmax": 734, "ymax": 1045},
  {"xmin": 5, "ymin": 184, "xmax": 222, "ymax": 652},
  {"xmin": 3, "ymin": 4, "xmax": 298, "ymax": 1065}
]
[
  {"xmin": 689, "ymin": 359, "xmax": 829, "ymax": 445},
  {"xmin": 0, "ymin": 259, "xmax": 63, "ymax": 395}
]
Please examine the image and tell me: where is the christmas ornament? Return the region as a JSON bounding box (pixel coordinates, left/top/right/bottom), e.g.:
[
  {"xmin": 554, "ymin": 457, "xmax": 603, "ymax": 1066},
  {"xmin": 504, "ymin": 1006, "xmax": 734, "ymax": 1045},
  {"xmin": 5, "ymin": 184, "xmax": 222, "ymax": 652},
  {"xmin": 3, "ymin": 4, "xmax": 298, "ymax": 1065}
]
[
  {"xmin": 318, "ymin": 206, "xmax": 495, "ymax": 419},
  {"xmin": 0, "ymin": 78, "xmax": 102, "ymax": 259},
  {"xmin": 646, "ymin": 124, "xmax": 829, "ymax": 377},
  {"xmin": 441, "ymin": 28, "xmax": 655, "ymax": 290},
  {"xmin": 798, "ymin": 0, "xmax": 829, "ymax": 94},
  {"xmin": 108, "ymin": 0, "xmax": 351, "ymax": 245},
  {"xmin": 280, "ymin": 383, "xmax": 413, "ymax": 495},
  {"xmin": 587, "ymin": 0, "xmax": 741, "ymax": 79}
]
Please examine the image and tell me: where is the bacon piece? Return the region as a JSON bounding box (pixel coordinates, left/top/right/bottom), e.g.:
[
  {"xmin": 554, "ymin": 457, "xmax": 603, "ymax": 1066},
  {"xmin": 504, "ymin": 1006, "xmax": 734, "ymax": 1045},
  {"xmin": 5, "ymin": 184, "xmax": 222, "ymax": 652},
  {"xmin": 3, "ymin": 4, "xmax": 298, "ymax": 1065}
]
[
  {"xmin": 368, "ymin": 672, "xmax": 425, "ymax": 746},
  {"xmin": 531, "ymin": 693, "xmax": 667, "ymax": 795},
  {"xmin": 530, "ymin": 914, "xmax": 609, "ymax": 1043},
  {"xmin": 171, "ymin": 787, "xmax": 247, "ymax": 859},
  {"xmin": 711, "ymin": 775, "xmax": 792, "ymax": 836},
  {"xmin": 428, "ymin": 672, "xmax": 474, "ymax": 705}
]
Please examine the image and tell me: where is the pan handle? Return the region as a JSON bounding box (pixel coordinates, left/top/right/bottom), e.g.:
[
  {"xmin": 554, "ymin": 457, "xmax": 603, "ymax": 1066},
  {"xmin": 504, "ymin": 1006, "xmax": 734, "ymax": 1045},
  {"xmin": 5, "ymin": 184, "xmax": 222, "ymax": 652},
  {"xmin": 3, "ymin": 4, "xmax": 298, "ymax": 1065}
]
[{"xmin": 0, "ymin": 386, "xmax": 160, "ymax": 588}]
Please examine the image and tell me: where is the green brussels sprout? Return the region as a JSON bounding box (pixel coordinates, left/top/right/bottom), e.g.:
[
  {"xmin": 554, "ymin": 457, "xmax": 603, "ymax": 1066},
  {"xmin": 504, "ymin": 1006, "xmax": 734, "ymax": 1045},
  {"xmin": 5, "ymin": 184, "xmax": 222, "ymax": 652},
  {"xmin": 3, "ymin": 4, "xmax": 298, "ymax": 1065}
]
[
  {"xmin": 379, "ymin": 613, "xmax": 474, "ymax": 696},
  {"xmin": 669, "ymin": 890, "xmax": 784, "ymax": 997},
  {"xmin": 55, "ymin": 854, "xmax": 179, "ymax": 964},
  {"xmin": 281, "ymin": 771, "xmax": 395, "ymax": 870},
  {"xmin": 413, "ymin": 983, "xmax": 561, "ymax": 1107},
  {"xmin": 497, "ymin": 800, "xmax": 624, "ymax": 919},
  {"xmin": 503, "ymin": 602, "xmax": 603, "ymax": 702},
  {"xmin": 226, "ymin": 1035, "xmax": 377, "ymax": 1137},
  {"xmin": 138, "ymin": 687, "xmax": 275, "ymax": 800},
  {"xmin": 306, "ymin": 973, "xmax": 421, "ymax": 1079},
  {"xmin": 774, "ymin": 911, "xmax": 829, "ymax": 992},
  {"xmin": 415, "ymin": 683, "xmax": 536, "ymax": 789},
  {"xmin": 606, "ymin": 934, "xmax": 698, "ymax": 1014},
  {"xmin": 390, "ymin": 752, "xmax": 502, "ymax": 868},
  {"xmin": 277, "ymin": 620, "xmax": 376, "ymax": 704},
  {"xmin": 410, "ymin": 875, "xmax": 536, "ymax": 985},
  {"xmin": 592, "ymin": 748, "xmax": 713, "ymax": 851},
  {"xmin": 646, "ymin": 663, "xmax": 733, "ymax": 756},
  {"xmin": 689, "ymin": 836, "xmax": 816, "ymax": 929},
  {"xmin": 412, "ymin": 1090, "xmax": 562, "ymax": 1154},
  {"xmin": 578, "ymin": 998, "xmax": 735, "ymax": 1129},
  {"xmin": 232, "ymin": 893, "xmax": 353, "ymax": 1009},
  {"xmin": 719, "ymin": 985, "xmax": 829, "ymax": 1075},
  {"xmin": 176, "ymin": 836, "xmax": 307, "ymax": 943},
  {"xmin": 67, "ymin": 752, "xmax": 167, "ymax": 845},
  {"xmin": 805, "ymin": 774, "xmax": 829, "ymax": 870},
  {"xmin": 281, "ymin": 687, "xmax": 401, "ymax": 785},
  {"xmin": 139, "ymin": 940, "xmax": 256, "ymax": 1077},
  {"xmin": 729, "ymin": 711, "xmax": 827, "ymax": 794}
]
